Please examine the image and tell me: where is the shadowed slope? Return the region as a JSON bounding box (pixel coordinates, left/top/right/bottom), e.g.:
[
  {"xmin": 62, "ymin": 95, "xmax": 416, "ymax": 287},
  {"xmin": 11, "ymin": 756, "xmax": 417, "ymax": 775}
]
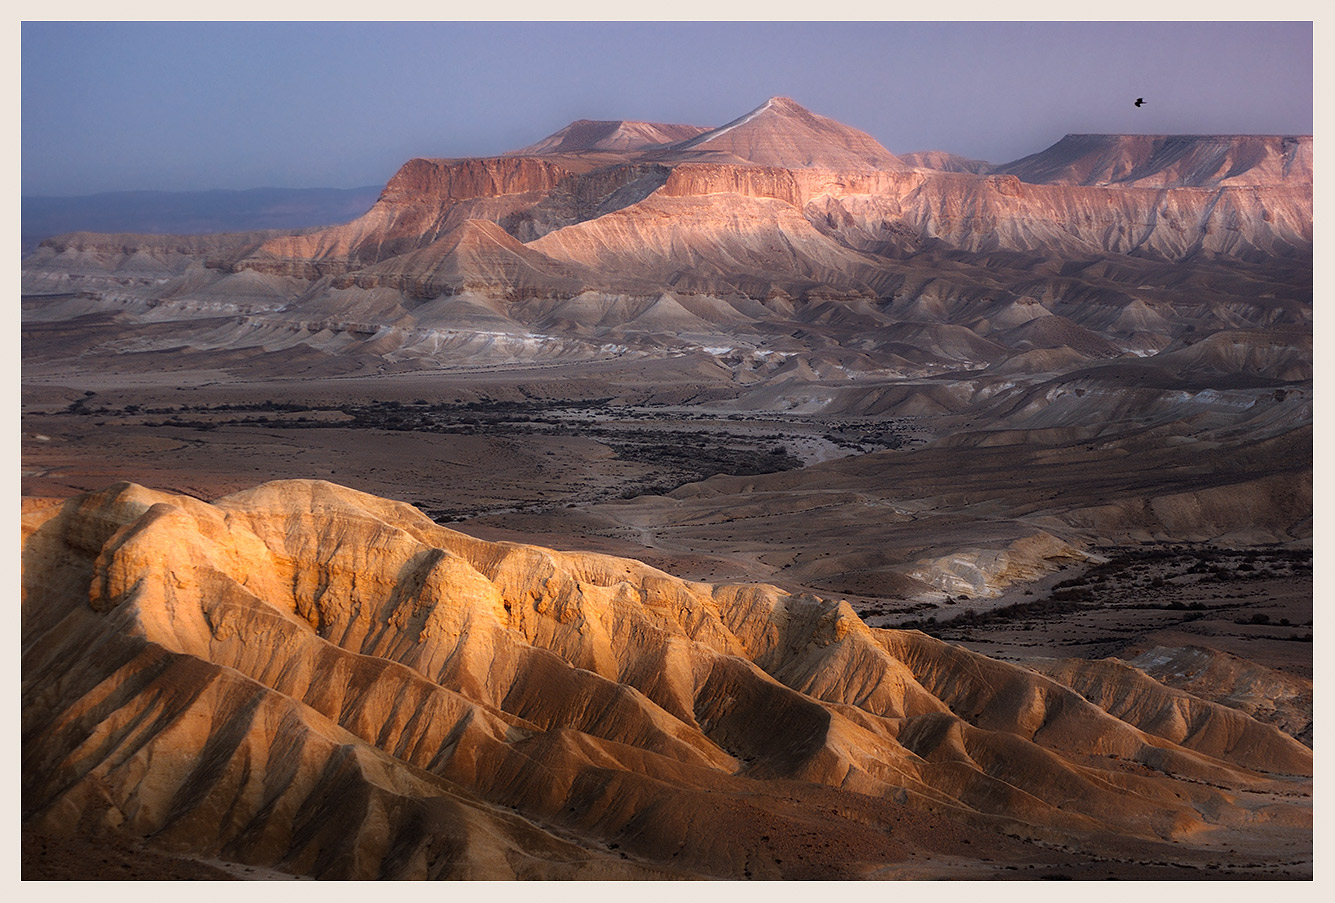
[{"xmin": 997, "ymin": 134, "xmax": 1312, "ymax": 188}]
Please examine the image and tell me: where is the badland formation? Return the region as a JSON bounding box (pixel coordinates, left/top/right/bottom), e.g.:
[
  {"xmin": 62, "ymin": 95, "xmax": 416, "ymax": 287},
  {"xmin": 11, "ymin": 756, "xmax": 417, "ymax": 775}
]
[{"xmin": 22, "ymin": 98, "xmax": 1312, "ymax": 879}]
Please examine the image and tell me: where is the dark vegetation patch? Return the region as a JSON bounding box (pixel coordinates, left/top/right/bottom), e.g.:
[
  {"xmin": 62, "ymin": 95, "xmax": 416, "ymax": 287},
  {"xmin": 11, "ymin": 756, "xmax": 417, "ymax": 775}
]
[
  {"xmin": 64, "ymin": 396, "xmax": 921, "ymax": 516},
  {"xmin": 892, "ymin": 544, "xmax": 1312, "ymax": 645},
  {"xmin": 62, "ymin": 395, "xmax": 912, "ymax": 451},
  {"xmin": 608, "ymin": 439, "xmax": 801, "ymax": 498}
]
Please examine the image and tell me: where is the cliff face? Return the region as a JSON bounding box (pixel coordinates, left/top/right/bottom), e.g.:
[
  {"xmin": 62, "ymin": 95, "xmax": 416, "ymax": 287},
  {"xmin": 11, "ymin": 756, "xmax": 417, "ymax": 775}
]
[
  {"xmin": 216, "ymin": 104, "xmax": 1308, "ymax": 296},
  {"xmin": 238, "ymin": 157, "xmax": 675, "ymax": 281},
  {"xmin": 22, "ymin": 480, "xmax": 1311, "ymax": 879},
  {"xmin": 813, "ymin": 173, "xmax": 1312, "ymax": 261},
  {"xmin": 240, "ymin": 157, "xmax": 581, "ymax": 277},
  {"xmin": 377, "ymin": 155, "xmax": 579, "ymax": 203}
]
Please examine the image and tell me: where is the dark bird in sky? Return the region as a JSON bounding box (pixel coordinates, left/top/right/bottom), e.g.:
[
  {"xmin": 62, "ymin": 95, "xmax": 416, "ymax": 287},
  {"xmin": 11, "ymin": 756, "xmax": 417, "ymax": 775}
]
[{"xmin": 1134, "ymin": 97, "xmax": 1146, "ymax": 107}]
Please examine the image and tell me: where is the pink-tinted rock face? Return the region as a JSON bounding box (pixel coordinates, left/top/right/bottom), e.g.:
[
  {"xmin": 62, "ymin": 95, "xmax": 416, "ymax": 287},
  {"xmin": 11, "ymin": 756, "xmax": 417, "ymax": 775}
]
[
  {"xmin": 647, "ymin": 96, "xmax": 908, "ymax": 171},
  {"xmin": 238, "ymin": 157, "xmax": 669, "ymax": 280},
  {"xmin": 378, "ymin": 156, "xmax": 576, "ymax": 204},
  {"xmin": 214, "ymin": 100, "xmax": 1308, "ymax": 297},
  {"xmin": 28, "ymin": 98, "xmax": 1312, "ymax": 307},
  {"xmin": 332, "ymin": 219, "xmax": 589, "ymax": 300},
  {"xmin": 508, "ymin": 119, "xmax": 710, "ymax": 156},
  {"xmin": 995, "ymin": 133, "xmax": 1313, "ymax": 188},
  {"xmin": 814, "ymin": 174, "xmax": 1312, "ymax": 260}
]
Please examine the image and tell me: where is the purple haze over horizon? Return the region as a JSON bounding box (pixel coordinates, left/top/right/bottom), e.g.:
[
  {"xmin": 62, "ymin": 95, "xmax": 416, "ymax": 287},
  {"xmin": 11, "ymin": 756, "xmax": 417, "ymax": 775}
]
[{"xmin": 21, "ymin": 20, "xmax": 1313, "ymax": 197}]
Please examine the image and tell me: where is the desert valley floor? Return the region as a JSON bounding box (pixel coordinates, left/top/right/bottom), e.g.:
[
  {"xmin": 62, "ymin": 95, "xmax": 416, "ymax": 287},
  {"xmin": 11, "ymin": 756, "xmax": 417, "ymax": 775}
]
[{"xmin": 20, "ymin": 353, "xmax": 1314, "ymax": 881}]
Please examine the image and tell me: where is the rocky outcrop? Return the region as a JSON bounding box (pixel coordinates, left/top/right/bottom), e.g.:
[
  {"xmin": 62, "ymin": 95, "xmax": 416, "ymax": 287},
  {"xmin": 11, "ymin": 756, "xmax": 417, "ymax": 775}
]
[
  {"xmin": 22, "ymin": 480, "xmax": 1311, "ymax": 878},
  {"xmin": 234, "ymin": 158, "xmax": 676, "ymax": 279},
  {"xmin": 1032, "ymin": 657, "xmax": 1309, "ymax": 769},
  {"xmin": 525, "ymin": 191, "xmax": 895, "ymax": 295}
]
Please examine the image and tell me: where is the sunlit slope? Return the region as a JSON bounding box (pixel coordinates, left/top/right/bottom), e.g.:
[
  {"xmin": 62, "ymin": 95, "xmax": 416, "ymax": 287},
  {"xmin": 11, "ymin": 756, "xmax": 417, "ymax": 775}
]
[{"xmin": 23, "ymin": 480, "xmax": 1310, "ymax": 878}]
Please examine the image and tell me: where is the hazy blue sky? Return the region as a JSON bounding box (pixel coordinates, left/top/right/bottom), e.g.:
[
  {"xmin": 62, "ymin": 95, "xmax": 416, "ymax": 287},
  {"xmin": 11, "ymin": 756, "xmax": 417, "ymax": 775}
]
[{"xmin": 21, "ymin": 20, "xmax": 1313, "ymax": 196}]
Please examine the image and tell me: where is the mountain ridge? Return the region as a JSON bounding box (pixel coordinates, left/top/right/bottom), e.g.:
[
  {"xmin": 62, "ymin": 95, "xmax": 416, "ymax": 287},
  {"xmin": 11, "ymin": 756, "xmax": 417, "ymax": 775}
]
[
  {"xmin": 25, "ymin": 99, "xmax": 1311, "ymax": 278},
  {"xmin": 994, "ymin": 132, "xmax": 1312, "ymax": 188},
  {"xmin": 129, "ymin": 97, "xmax": 1304, "ymax": 303}
]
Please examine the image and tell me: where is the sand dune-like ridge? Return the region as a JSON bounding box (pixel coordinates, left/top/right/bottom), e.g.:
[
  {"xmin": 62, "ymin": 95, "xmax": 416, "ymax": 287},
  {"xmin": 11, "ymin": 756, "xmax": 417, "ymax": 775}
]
[{"xmin": 22, "ymin": 480, "xmax": 1310, "ymax": 878}]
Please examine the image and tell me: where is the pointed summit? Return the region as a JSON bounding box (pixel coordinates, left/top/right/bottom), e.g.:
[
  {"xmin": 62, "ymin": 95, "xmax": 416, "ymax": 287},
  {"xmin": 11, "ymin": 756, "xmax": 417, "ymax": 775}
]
[{"xmin": 650, "ymin": 96, "xmax": 906, "ymax": 170}]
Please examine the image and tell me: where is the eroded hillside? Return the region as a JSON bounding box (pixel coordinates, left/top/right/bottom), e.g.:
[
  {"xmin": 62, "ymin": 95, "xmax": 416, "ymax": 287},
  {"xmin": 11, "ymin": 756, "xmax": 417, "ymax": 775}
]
[{"xmin": 21, "ymin": 481, "xmax": 1311, "ymax": 879}]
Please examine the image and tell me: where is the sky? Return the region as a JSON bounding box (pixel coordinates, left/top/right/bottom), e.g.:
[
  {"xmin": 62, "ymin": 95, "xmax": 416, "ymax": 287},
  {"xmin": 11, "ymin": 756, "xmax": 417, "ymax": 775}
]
[{"xmin": 20, "ymin": 19, "xmax": 1314, "ymax": 197}]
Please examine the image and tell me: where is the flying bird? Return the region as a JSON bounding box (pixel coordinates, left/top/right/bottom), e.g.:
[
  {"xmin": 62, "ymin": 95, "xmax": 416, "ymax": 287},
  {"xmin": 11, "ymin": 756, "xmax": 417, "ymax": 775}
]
[{"xmin": 1134, "ymin": 97, "xmax": 1146, "ymax": 107}]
